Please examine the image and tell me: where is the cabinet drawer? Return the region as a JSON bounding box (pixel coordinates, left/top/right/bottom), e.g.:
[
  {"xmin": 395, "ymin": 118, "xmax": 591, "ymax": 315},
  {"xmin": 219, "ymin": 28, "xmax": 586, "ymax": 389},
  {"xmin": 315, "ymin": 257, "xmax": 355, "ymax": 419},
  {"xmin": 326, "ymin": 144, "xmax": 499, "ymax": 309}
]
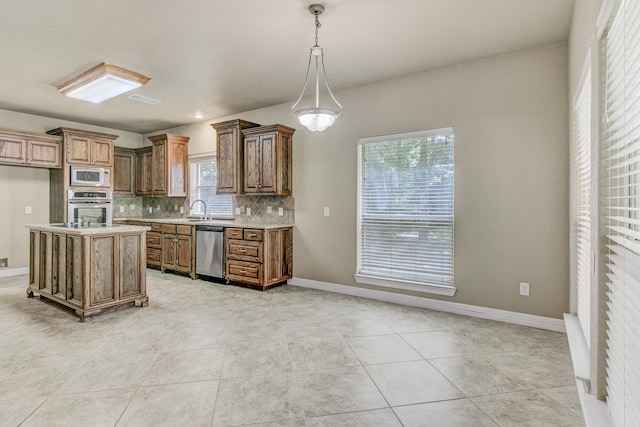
[
  {"xmin": 243, "ymin": 229, "xmax": 263, "ymax": 241},
  {"xmin": 151, "ymin": 223, "xmax": 162, "ymax": 232},
  {"xmin": 227, "ymin": 260, "xmax": 262, "ymax": 284},
  {"xmin": 146, "ymin": 232, "xmax": 161, "ymax": 247},
  {"xmin": 162, "ymin": 224, "xmax": 176, "ymax": 234},
  {"xmin": 127, "ymin": 221, "xmax": 140, "ymax": 225},
  {"xmin": 227, "ymin": 240, "xmax": 262, "ymax": 262},
  {"xmin": 176, "ymin": 225, "xmax": 192, "ymax": 236},
  {"xmin": 147, "ymin": 248, "xmax": 161, "ymax": 264},
  {"xmin": 226, "ymin": 228, "xmax": 243, "ymax": 240}
]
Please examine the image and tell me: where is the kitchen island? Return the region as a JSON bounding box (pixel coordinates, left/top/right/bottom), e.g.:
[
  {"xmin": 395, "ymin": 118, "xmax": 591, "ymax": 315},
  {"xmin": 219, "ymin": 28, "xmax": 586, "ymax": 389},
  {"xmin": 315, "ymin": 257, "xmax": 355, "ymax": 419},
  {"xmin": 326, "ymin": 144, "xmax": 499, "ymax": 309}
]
[{"xmin": 26, "ymin": 224, "xmax": 150, "ymax": 322}]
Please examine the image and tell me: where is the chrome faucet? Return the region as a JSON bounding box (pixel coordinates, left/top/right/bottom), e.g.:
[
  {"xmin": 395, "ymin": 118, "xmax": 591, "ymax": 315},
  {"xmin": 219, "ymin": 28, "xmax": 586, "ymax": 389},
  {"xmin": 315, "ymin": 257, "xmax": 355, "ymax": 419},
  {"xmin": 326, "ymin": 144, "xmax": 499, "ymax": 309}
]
[{"xmin": 189, "ymin": 199, "xmax": 208, "ymax": 219}]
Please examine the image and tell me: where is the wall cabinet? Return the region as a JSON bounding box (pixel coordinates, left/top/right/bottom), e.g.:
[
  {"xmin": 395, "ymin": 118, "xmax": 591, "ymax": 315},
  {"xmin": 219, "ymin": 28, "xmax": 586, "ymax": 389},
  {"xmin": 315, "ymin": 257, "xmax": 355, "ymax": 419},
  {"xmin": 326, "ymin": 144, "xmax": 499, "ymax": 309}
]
[
  {"xmin": 134, "ymin": 147, "xmax": 153, "ymax": 195},
  {"xmin": 241, "ymin": 125, "xmax": 294, "ymax": 195},
  {"xmin": 27, "ymin": 227, "xmax": 148, "ymax": 322},
  {"xmin": 210, "ymin": 119, "xmax": 261, "ymax": 194},
  {"xmin": 147, "ymin": 134, "xmax": 190, "ymax": 197},
  {"xmin": 226, "ymin": 226, "xmax": 293, "ymax": 290},
  {"xmin": 161, "ymin": 224, "xmax": 196, "ymax": 279},
  {"xmin": 114, "ymin": 147, "xmax": 136, "ymax": 195},
  {"xmin": 47, "ymin": 127, "xmax": 115, "ymax": 167},
  {"xmin": 0, "ymin": 129, "xmax": 61, "ymax": 168}
]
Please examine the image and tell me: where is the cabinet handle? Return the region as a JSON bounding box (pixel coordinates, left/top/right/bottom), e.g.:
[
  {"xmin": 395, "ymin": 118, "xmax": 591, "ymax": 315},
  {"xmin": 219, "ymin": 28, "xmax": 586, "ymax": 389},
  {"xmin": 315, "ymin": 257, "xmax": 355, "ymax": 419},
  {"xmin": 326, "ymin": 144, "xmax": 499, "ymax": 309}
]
[
  {"xmin": 248, "ymin": 234, "xmax": 256, "ymax": 237},
  {"xmin": 238, "ymin": 249, "xmax": 247, "ymax": 253},
  {"xmin": 239, "ymin": 270, "xmax": 247, "ymax": 274}
]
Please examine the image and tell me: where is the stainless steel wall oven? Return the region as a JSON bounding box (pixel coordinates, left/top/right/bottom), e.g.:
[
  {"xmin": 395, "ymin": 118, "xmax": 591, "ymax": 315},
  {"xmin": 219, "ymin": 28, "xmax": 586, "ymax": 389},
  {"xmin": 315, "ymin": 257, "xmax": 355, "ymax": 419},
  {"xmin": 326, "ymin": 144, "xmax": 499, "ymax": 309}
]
[{"xmin": 67, "ymin": 190, "xmax": 113, "ymax": 226}]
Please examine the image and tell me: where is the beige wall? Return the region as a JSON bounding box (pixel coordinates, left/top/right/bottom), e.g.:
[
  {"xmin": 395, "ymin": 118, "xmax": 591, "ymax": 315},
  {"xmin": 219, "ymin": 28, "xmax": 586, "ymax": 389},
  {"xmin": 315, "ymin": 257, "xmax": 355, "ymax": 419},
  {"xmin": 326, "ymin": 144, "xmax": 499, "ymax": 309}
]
[
  {"xmin": 160, "ymin": 43, "xmax": 570, "ymax": 319},
  {"xmin": 0, "ymin": 166, "xmax": 49, "ymax": 268},
  {"xmin": 0, "ymin": 109, "xmax": 145, "ymax": 269}
]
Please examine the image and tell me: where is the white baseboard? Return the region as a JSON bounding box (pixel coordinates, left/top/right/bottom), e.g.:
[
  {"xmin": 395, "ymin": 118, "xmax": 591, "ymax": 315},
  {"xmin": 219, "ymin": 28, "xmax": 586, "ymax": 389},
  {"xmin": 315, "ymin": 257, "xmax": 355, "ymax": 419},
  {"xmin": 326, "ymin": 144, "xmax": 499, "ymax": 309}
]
[
  {"xmin": 289, "ymin": 277, "xmax": 566, "ymax": 333},
  {"xmin": 0, "ymin": 267, "xmax": 28, "ymax": 278}
]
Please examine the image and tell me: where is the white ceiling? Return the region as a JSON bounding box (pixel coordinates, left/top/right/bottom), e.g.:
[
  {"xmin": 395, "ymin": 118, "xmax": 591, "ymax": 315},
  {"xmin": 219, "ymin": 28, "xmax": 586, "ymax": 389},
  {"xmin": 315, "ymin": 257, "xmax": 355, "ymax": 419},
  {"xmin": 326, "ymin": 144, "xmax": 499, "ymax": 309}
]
[{"xmin": 0, "ymin": 0, "xmax": 575, "ymax": 134}]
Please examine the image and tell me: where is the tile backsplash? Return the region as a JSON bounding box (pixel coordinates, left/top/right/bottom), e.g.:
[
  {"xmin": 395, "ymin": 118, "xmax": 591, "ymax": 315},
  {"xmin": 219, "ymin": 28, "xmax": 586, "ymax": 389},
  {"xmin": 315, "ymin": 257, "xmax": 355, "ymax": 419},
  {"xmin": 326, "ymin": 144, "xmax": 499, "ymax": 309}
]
[
  {"xmin": 113, "ymin": 194, "xmax": 294, "ymax": 224},
  {"xmin": 233, "ymin": 195, "xmax": 294, "ymax": 225}
]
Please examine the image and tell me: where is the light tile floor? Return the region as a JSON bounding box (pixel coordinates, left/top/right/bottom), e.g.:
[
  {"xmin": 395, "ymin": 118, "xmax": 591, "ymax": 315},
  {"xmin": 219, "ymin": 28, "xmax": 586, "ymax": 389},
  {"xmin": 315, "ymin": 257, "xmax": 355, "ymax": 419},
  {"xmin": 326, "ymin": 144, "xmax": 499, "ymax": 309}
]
[{"xmin": 0, "ymin": 270, "xmax": 584, "ymax": 426}]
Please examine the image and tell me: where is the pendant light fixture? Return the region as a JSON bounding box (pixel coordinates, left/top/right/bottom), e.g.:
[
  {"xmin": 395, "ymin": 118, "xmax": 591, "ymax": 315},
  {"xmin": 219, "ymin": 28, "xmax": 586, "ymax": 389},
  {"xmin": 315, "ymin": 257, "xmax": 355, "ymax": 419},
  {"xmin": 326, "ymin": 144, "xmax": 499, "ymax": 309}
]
[{"xmin": 291, "ymin": 4, "xmax": 343, "ymax": 132}]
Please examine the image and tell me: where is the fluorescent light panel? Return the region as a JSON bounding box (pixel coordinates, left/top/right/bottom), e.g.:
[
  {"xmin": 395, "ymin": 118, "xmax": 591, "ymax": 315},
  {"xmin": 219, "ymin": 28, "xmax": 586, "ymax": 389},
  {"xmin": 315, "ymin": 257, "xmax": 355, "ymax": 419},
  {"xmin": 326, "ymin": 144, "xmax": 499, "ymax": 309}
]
[{"xmin": 58, "ymin": 63, "xmax": 150, "ymax": 104}]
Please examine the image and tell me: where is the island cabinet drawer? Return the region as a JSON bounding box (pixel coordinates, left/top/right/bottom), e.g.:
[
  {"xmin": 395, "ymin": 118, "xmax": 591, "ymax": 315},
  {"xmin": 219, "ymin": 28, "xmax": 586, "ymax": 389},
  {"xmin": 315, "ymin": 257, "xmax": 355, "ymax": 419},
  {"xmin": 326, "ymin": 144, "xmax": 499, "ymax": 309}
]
[
  {"xmin": 243, "ymin": 229, "xmax": 263, "ymax": 241},
  {"xmin": 227, "ymin": 240, "xmax": 262, "ymax": 261},
  {"xmin": 226, "ymin": 228, "xmax": 243, "ymax": 240},
  {"xmin": 227, "ymin": 260, "xmax": 262, "ymax": 284},
  {"xmin": 146, "ymin": 232, "xmax": 161, "ymax": 247}
]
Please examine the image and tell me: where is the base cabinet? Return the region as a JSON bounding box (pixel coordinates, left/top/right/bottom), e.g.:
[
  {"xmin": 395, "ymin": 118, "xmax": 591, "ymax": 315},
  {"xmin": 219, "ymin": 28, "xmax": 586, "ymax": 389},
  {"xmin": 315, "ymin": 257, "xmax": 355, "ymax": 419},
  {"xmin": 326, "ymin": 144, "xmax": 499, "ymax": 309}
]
[
  {"xmin": 161, "ymin": 224, "xmax": 196, "ymax": 279},
  {"xmin": 27, "ymin": 228, "xmax": 148, "ymax": 322},
  {"xmin": 226, "ymin": 226, "xmax": 292, "ymax": 290}
]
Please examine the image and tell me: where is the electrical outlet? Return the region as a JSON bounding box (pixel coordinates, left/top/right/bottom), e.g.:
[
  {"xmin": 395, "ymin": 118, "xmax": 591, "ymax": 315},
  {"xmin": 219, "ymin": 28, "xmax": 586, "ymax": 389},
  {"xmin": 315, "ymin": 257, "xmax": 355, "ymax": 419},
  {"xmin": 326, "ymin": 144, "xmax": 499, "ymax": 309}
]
[
  {"xmin": 519, "ymin": 282, "xmax": 530, "ymax": 296},
  {"xmin": 174, "ymin": 205, "xmax": 178, "ymax": 211},
  {"xmin": 267, "ymin": 206, "xmax": 273, "ymax": 214},
  {"xmin": 119, "ymin": 206, "xmax": 125, "ymax": 213},
  {"xmin": 235, "ymin": 207, "xmax": 241, "ymax": 215},
  {"xmin": 246, "ymin": 207, "xmax": 251, "ymax": 216},
  {"xmin": 130, "ymin": 204, "xmax": 136, "ymax": 210},
  {"xmin": 25, "ymin": 206, "xmax": 32, "ymax": 214},
  {"xmin": 148, "ymin": 207, "xmax": 153, "ymax": 213},
  {"xmin": 278, "ymin": 207, "xmax": 284, "ymax": 216},
  {"xmin": 180, "ymin": 206, "xmax": 184, "ymax": 214},
  {"xmin": 324, "ymin": 207, "xmax": 330, "ymax": 217}
]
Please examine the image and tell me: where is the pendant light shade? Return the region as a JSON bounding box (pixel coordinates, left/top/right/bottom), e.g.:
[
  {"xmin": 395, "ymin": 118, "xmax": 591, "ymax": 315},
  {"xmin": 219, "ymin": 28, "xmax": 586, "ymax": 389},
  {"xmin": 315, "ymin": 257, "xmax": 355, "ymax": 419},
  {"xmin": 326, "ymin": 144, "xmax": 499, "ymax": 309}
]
[{"xmin": 291, "ymin": 4, "xmax": 342, "ymax": 132}]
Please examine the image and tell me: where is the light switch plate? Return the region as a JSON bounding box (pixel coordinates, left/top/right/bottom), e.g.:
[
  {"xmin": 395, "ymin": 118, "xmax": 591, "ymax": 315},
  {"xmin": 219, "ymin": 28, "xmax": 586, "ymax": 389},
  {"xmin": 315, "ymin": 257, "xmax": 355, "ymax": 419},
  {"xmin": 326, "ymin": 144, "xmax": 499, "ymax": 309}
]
[
  {"xmin": 119, "ymin": 206, "xmax": 125, "ymax": 213},
  {"xmin": 246, "ymin": 207, "xmax": 251, "ymax": 216},
  {"xmin": 324, "ymin": 207, "xmax": 330, "ymax": 217},
  {"xmin": 278, "ymin": 207, "xmax": 284, "ymax": 216},
  {"xmin": 25, "ymin": 206, "xmax": 32, "ymax": 214},
  {"xmin": 235, "ymin": 207, "xmax": 241, "ymax": 215},
  {"xmin": 130, "ymin": 204, "xmax": 136, "ymax": 210},
  {"xmin": 180, "ymin": 207, "xmax": 184, "ymax": 214},
  {"xmin": 267, "ymin": 206, "xmax": 273, "ymax": 214}
]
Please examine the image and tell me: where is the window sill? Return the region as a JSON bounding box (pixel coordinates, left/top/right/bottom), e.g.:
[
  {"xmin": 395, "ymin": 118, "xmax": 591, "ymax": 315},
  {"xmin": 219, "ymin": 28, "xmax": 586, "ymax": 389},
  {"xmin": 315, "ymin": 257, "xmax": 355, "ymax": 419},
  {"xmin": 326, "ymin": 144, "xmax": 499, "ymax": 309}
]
[{"xmin": 353, "ymin": 274, "xmax": 457, "ymax": 296}]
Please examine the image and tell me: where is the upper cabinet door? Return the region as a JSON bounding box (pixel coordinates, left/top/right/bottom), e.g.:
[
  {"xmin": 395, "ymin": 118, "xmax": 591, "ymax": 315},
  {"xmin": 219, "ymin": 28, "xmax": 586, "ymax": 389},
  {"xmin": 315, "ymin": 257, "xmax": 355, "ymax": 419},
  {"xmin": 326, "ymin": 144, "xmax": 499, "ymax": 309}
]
[
  {"xmin": 91, "ymin": 138, "xmax": 113, "ymax": 166},
  {"xmin": 113, "ymin": 147, "xmax": 135, "ymax": 195},
  {"xmin": 66, "ymin": 135, "xmax": 91, "ymax": 165},
  {"xmin": 210, "ymin": 119, "xmax": 261, "ymax": 195}
]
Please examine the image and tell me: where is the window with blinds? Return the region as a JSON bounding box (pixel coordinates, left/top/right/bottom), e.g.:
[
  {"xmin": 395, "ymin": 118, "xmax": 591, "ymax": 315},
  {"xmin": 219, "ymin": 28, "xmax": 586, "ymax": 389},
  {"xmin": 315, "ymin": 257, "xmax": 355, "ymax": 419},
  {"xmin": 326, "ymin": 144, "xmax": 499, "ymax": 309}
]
[
  {"xmin": 356, "ymin": 128, "xmax": 454, "ymax": 294},
  {"xmin": 601, "ymin": 0, "xmax": 640, "ymax": 424},
  {"xmin": 189, "ymin": 156, "xmax": 233, "ymax": 217},
  {"xmin": 573, "ymin": 63, "xmax": 592, "ymax": 348}
]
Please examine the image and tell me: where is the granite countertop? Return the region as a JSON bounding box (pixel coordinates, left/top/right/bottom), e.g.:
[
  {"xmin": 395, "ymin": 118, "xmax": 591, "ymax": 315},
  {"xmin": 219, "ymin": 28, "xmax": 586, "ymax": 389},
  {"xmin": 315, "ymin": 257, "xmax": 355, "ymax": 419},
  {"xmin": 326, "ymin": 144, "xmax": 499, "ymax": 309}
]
[
  {"xmin": 25, "ymin": 224, "xmax": 151, "ymax": 235},
  {"xmin": 117, "ymin": 218, "xmax": 294, "ymax": 229}
]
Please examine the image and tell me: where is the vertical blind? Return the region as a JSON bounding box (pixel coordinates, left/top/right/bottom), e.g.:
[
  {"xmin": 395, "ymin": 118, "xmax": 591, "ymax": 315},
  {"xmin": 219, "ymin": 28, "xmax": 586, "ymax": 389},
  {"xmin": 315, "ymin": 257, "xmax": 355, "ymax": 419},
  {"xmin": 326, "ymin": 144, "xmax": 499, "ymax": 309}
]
[
  {"xmin": 602, "ymin": 0, "xmax": 640, "ymax": 424},
  {"xmin": 189, "ymin": 156, "xmax": 233, "ymax": 216},
  {"xmin": 574, "ymin": 64, "xmax": 593, "ymax": 348},
  {"xmin": 358, "ymin": 128, "xmax": 454, "ymax": 287}
]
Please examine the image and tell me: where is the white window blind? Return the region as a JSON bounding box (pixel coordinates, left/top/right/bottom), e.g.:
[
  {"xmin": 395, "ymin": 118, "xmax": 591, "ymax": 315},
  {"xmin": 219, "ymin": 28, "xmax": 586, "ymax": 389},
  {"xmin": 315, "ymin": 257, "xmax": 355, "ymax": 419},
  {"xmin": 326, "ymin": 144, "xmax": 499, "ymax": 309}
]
[
  {"xmin": 574, "ymin": 64, "xmax": 592, "ymax": 348},
  {"xmin": 357, "ymin": 128, "xmax": 454, "ymax": 291},
  {"xmin": 189, "ymin": 156, "xmax": 233, "ymax": 217},
  {"xmin": 601, "ymin": 0, "xmax": 640, "ymax": 425}
]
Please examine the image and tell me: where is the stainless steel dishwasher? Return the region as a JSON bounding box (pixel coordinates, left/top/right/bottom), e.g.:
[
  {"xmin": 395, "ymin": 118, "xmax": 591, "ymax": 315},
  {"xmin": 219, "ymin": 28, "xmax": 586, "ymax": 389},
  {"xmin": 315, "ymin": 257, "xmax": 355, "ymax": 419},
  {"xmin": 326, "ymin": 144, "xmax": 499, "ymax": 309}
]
[{"xmin": 195, "ymin": 225, "xmax": 225, "ymax": 280}]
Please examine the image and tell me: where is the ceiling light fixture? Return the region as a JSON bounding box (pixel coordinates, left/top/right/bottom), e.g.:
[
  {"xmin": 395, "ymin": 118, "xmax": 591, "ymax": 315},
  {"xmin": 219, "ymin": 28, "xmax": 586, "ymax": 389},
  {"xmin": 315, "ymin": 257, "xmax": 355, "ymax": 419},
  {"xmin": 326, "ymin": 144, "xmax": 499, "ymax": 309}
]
[
  {"xmin": 57, "ymin": 63, "xmax": 151, "ymax": 104},
  {"xmin": 291, "ymin": 4, "xmax": 342, "ymax": 132}
]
